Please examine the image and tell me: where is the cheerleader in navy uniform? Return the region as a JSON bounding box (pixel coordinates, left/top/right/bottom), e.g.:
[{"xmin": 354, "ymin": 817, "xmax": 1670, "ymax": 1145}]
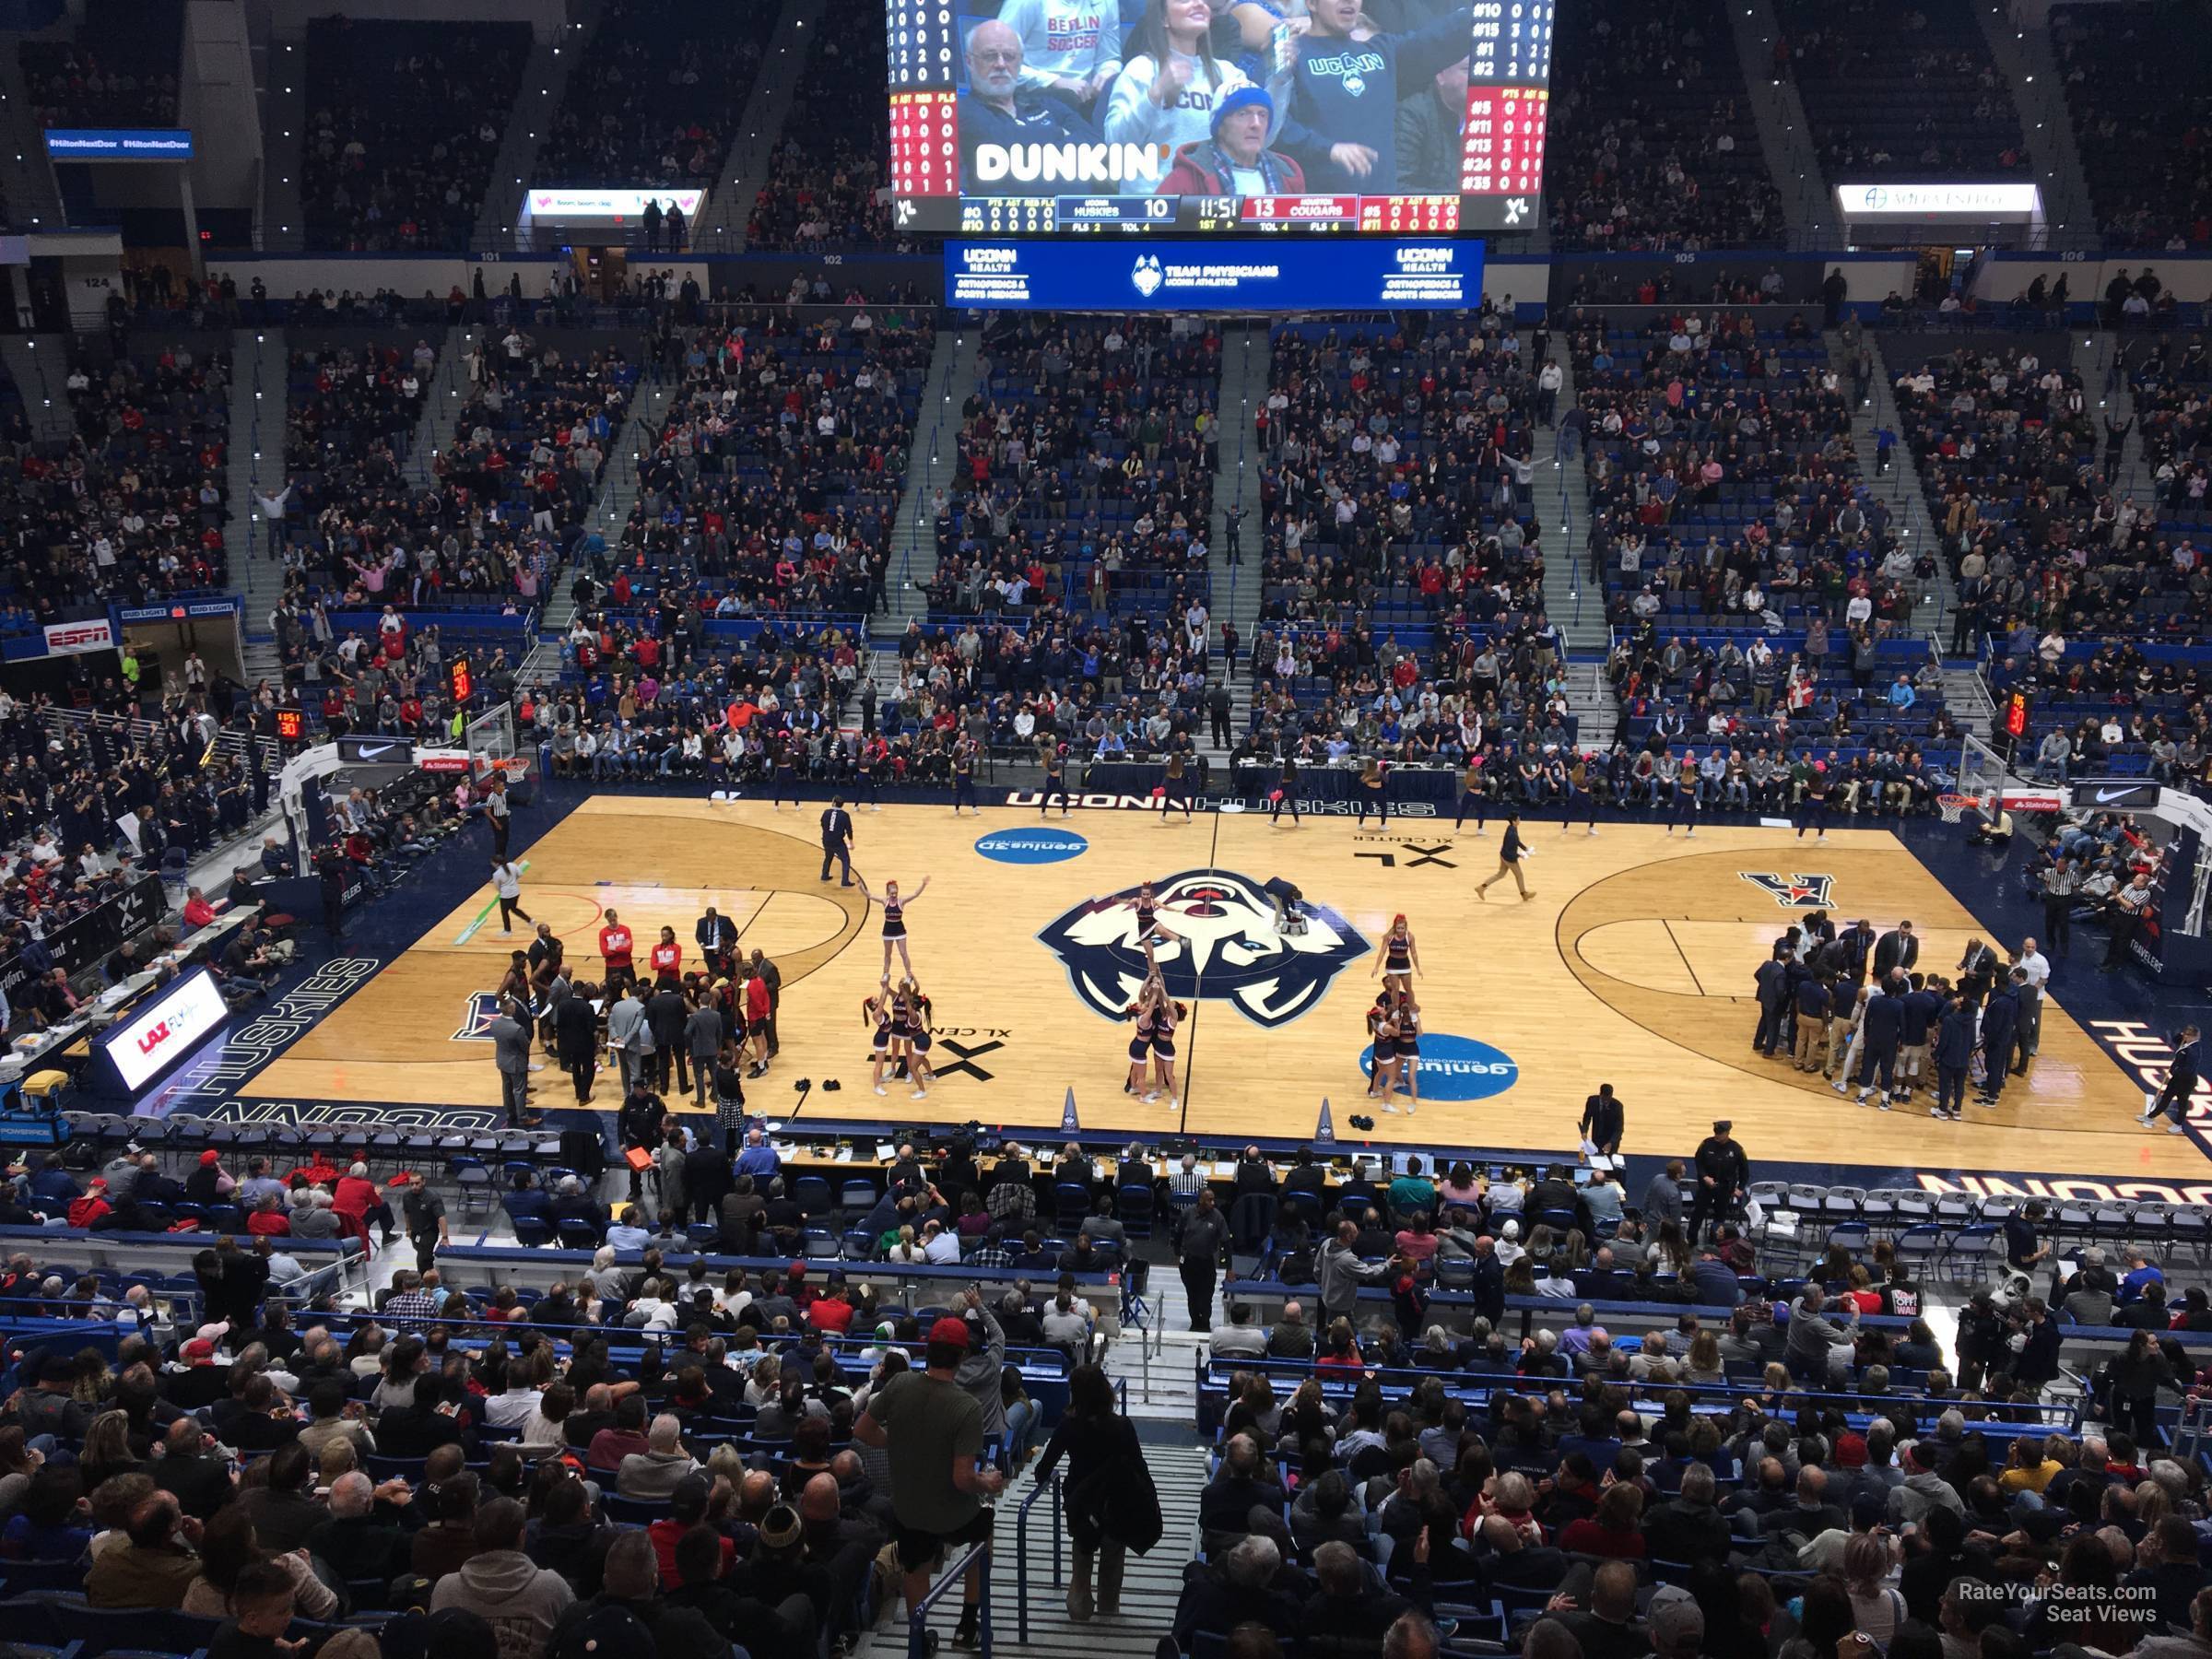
[
  {"xmin": 1795, "ymin": 757, "xmax": 1830, "ymax": 842},
  {"xmin": 1366, "ymin": 993, "xmax": 1403, "ymax": 1106},
  {"xmin": 1159, "ymin": 753, "xmax": 1194, "ymax": 821},
  {"xmin": 894, "ymin": 979, "xmax": 936, "ymax": 1100},
  {"xmin": 1040, "ymin": 741, "xmax": 1072, "ymax": 818},
  {"xmin": 1563, "ymin": 750, "xmax": 1601, "ymax": 836},
  {"xmin": 1391, "ymin": 993, "xmax": 1423, "ymax": 1112},
  {"xmin": 1123, "ymin": 993, "xmax": 1157, "ymax": 1097},
  {"xmin": 952, "ymin": 738, "xmax": 979, "ymax": 817},
  {"xmin": 1373, "ymin": 913, "xmax": 1421, "ymax": 998},
  {"xmin": 1147, "ymin": 979, "xmax": 1183, "ymax": 1108},
  {"xmin": 862, "ymin": 986, "xmax": 895, "ymax": 1096},
  {"xmin": 1665, "ymin": 747, "xmax": 1700, "ymax": 838},
  {"xmin": 856, "ymin": 873, "xmax": 929, "ymax": 979},
  {"xmin": 1132, "ymin": 878, "xmax": 1183, "ymax": 964},
  {"xmin": 1357, "ymin": 757, "xmax": 1388, "ymax": 827},
  {"xmin": 771, "ymin": 730, "xmax": 800, "ymax": 808},
  {"xmin": 855, "ymin": 735, "xmax": 883, "ymax": 812},
  {"xmin": 1453, "ymin": 758, "xmax": 1487, "ymax": 834},
  {"xmin": 1270, "ymin": 757, "xmax": 1300, "ymax": 825}
]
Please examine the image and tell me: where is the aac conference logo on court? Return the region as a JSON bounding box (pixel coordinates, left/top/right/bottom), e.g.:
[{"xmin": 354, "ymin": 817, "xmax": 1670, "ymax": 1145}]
[
  {"xmin": 1363, "ymin": 1033, "xmax": 1521, "ymax": 1101},
  {"xmin": 974, "ymin": 827, "xmax": 1088, "ymax": 865}
]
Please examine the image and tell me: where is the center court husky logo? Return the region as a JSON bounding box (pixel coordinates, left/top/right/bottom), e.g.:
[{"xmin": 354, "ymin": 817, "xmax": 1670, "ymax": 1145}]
[
  {"xmin": 1131, "ymin": 254, "xmax": 1164, "ymax": 298},
  {"xmin": 452, "ymin": 992, "xmax": 503, "ymax": 1041},
  {"xmin": 1037, "ymin": 869, "xmax": 1369, "ymax": 1028},
  {"xmin": 1740, "ymin": 871, "xmax": 1836, "ymax": 909}
]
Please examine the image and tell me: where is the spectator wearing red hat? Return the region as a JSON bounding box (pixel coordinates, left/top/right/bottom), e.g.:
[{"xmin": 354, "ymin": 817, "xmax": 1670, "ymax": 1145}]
[
  {"xmin": 67, "ymin": 1180, "xmax": 112, "ymax": 1230},
  {"xmin": 854, "ymin": 1309, "xmax": 1005, "ymax": 1652},
  {"xmin": 183, "ymin": 1150, "xmax": 235, "ymax": 1208}
]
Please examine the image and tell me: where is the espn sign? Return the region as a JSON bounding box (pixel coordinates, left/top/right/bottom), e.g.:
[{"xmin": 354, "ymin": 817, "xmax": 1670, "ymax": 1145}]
[{"xmin": 42, "ymin": 619, "xmax": 114, "ymax": 656}]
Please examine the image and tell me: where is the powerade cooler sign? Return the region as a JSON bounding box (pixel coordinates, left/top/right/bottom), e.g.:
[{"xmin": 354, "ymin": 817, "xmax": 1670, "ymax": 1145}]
[
  {"xmin": 1361, "ymin": 1032, "xmax": 1520, "ymax": 1100},
  {"xmin": 974, "ymin": 828, "xmax": 1088, "ymax": 865},
  {"xmin": 947, "ymin": 239, "xmax": 1482, "ymax": 312}
]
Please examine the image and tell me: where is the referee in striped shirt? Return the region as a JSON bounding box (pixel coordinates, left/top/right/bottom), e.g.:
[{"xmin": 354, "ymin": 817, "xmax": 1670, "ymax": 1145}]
[{"xmin": 2040, "ymin": 858, "xmax": 2077, "ymax": 955}]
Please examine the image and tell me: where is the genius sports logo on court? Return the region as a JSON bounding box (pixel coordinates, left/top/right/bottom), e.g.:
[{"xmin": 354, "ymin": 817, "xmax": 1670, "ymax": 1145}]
[
  {"xmin": 1740, "ymin": 871, "xmax": 1836, "ymax": 908},
  {"xmin": 1038, "ymin": 869, "xmax": 1368, "ymax": 1028},
  {"xmin": 974, "ymin": 828, "xmax": 1089, "ymax": 865},
  {"xmin": 1360, "ymin": 1033, "xmax": 1521, "ymax": 1101},
  {"xmin": 452, "ymin": 992, "xmax": 502, "ymax": 1041}
]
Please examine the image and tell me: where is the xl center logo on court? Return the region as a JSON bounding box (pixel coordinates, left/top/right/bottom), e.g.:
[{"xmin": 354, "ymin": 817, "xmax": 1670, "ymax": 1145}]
[{"xmin": 1037, "ymin": 869, "xmax": 1370, "ymax": 1028}]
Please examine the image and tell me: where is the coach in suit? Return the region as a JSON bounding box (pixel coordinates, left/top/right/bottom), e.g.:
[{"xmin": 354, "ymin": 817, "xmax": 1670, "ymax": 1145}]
[
  {"xmin": 1753, "ymin": 945, "xmax": 1792, "ymax": 1056},
  {"xmin": 1874, "ymin": 920, "xmax": 1920, "ymax": 979},
  {"xmin": 696, "ymin": 907, "xmax": 738, "ymax": 977},
  {"xmin": 820, "ymin": 798, "xmax": 856, "ymax": 885}
]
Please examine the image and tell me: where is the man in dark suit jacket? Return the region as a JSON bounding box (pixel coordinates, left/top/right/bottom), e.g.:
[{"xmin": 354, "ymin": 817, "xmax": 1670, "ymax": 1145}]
[
  {"xmin": 1874, "ymin": 920, "xmax": 1920, "ymax": 979},
  {"xmin": 151, "ymin": 1416, "xmax": 235, "ymax": 1519},
  {"xmin": 1753, "ymin": 946, "xmax": 1792, "ymax": 1055},
  {"xmin": 695, "ymin": 908, "xmax": 738, "ymax": 977},
  {"xmin": 2146, "ymin": 1024, "xmax": 2202, "ymax": 1132},
  {"xmin": 818, "ymin": 800, "xmax": 856, "ymax": 885}
]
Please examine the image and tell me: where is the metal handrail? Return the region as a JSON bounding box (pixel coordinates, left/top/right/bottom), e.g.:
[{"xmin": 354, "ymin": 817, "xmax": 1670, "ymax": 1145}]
[
  {"xmin": 911, "ymin": 1539, "xmax": 992, "ymax": 1659},
  {"xmin": 1015, "ymin": 1474, "xmax": 1062, "ymax": 1644}
]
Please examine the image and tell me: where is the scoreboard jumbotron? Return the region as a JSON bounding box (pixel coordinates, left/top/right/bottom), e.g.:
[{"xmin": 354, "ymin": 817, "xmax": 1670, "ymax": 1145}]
[{"xmin": 887, "ymin": 0, "xmax": 1550, "ymax": 237}]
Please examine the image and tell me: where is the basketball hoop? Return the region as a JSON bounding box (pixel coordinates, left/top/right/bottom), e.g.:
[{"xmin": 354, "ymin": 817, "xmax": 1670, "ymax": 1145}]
[{"xmin": 1936, "ymin": 793, "xmax": 1980, "ymax": 823}]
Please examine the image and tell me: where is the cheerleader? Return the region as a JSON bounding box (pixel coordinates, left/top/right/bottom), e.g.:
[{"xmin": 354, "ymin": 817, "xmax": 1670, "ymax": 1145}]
[
  {"xmin": 1123, "ymin": 992, "xmax": 1157, "ymax": 1096},
  {"xmin": 1391, "ymin": 992, "xmax": 1423, "ymax": 1112},
  {"xmin": 1356, "ymin": 758, "xmax": 1388, "ymax": 827},
  {"xmin": 856, "ymin": 873, "xmax": 928, "ymax": 979},
  {"xmin": 897, "ymin": 979, "xmax": 936, "ymax": 1100},
  {"xmin": 1269, "ymin": 757, "xmax": 1300, "ymax": 825},
  {"xmin": 855, "ymin": 735, "xmax": 884, "ymax": 811},
  {"xmin": 1563, "ymin": 751, "xmax": 1600, "ymax": 836},
  {"xmin": 1147, "ymin": 979, "xmax": 1183, "ymax": 1108},
  {"xmin": 1159, "ymin": 753, "xmax": 1194, "ymax": 821},
  {"xmin": 1366, "ymin": 992, "xmax": 1401, "ymax": 1103},
  {"xmin": 1453, "ymin": 757, "xmax": 1487, "ymax": 833},
  {"xmin": 951, "ymin": 736, "xmax": 979, "ymax": 816},
  {"xmin": 1040, "ymin": 740, "xmax": 1072, "ymax": 818},
  {"xmin": 863, "ymin": 985, "xmax": 895, "ymax": 1096},
  {"xmin": 1372, "ymin": 913, "xmax": 1421, "ymax": 997}
]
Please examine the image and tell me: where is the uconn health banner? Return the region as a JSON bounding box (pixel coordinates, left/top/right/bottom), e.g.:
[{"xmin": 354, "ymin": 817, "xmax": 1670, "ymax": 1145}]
[{"xmin": 946, "ymin": 239, "xmax": 1484, "ymax": 312}]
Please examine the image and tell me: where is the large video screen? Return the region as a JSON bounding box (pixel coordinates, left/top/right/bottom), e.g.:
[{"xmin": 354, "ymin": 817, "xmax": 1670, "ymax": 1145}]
[{"xmin": 886, "ymin": 0, "xmax": 1550, "ymax": 235}]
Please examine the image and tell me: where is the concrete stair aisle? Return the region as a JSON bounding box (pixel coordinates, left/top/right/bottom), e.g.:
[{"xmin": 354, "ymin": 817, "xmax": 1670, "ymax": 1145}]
[
  {"xmin": 228, "ymin": 328, "xmax": 291, "ymax": 685},
  {"xmin": 1540, "ymin": 347, "xmax": 1605, "ymax": 655},
  {"xmin": 1204, "ymin": 323, "xmax": 1268, "ymax": 765},
  {"xmin": 0, "ymin": 35, "xmax": 65, "ymax": 233},
  {"xmin": 885, "ymin": 325, "xmax": 979, "ymax": 636},
  {"xmin": 854, "ymin": 1440, "xmax": 1211, "ymax": 1659},
  {"xmin": 1941, "ymin": 664, "xmax": 1996, "ymax": 739},
  {"xmin": 1836, "ymin": 329, "xmax": 1955, "ymax": 634},
  {"xmin": 260, "ymin": 32, "xmax": 309, "ymax": 247},
  {"xmin": 476, "ymin": 6, "xmax": 598, "ymax": 249},
  {"xmin": 695, "ymin": 0, "xmax": 822, "ymax": 250},
  {"xmin": 1975, "ymin": 0, "xmax": 2097, "ymax": 248},
  {"xmin": 409, "ymin": 332, "xmax": 479, "ymax": 486},
  {"xmin": 2074, "ymin": 330, "xmax": 2159, "ymax": 509},
  {"xmin": 0, "ymin": 335, "xmax": 73, "ymax": 440},
  {"xmin": 1726, "ymin": 0, "xmax": 1837, "ymax": 242}
]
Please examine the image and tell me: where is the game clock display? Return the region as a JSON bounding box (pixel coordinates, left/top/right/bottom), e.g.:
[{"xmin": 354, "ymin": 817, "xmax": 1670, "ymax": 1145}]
[{"xmin": 888, "ymin": 0, "xmax": 1550, "ymax": 236}]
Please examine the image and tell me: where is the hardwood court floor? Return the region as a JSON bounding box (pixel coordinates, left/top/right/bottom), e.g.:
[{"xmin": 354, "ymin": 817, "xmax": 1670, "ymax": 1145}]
[{"xmin": 238, "ymin": 796, "xmax": 2199, "ymax": 1179}]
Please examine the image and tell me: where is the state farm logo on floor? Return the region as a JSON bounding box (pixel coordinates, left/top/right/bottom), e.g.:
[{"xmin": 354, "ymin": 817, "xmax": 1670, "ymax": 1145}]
[{"xmin": 1037, "ymin": 869, "xmax": 1368, "ymax": 1028}]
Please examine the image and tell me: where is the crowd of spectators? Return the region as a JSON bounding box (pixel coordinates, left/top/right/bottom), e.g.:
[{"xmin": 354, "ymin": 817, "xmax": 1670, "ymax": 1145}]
[
  {"xmin": 533, "ymin": 0, "xmax": 775, "ymax": 201},
  {"xmin": 744, "ymin": 28, "xmax": 908, "ymax": 253},
  {"xmin": 300, "ymin": 18, "xmax": 529, "ymax": 253},
  {"xmin": 2, "ymin": 343, "xmax": 237, "ymax": 614},
  {"xmin": 1777, "ymin": 0, "xmax": 2030, "ymax": 179},
  {"xmin": 1546, "ymin": 0, "xmax": 1783, "ymax": 250},
  {"xmin": 2053, "ymin": 4, "xmax": 2212, "ymax": 252},
  {"xmin": 18, "ymin": 0, "xmax": 181, "ymax": 131},
  {"xmin": 280, "ymin": 339, "xmax": 438, "ymax": 545}
]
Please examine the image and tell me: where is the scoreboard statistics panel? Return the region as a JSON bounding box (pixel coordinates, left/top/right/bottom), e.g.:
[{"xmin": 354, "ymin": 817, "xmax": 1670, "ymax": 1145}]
[{"xmin": 886, "ymin": 0, "xmax": 1551, "ymax": 236}]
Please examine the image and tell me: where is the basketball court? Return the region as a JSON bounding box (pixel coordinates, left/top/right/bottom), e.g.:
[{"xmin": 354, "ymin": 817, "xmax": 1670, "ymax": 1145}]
[{"xmin": 215, "ymin": 795, "xmax": 2201, "ymax": 1183}]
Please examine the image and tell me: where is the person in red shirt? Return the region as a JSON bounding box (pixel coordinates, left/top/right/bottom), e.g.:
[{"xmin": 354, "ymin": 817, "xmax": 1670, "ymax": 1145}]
[
  {"xmin": 181, "ymin": 887, "xmax": 222, "ymax": 930},
  {"xmin": 649, "ymin": 927, "xmax": 682, "ymax": 986},
  {"xmin": 743, "ymin": 970, "xmax": 773, "ymax": 1077},
  {"xmin": 599, "ymin": 909, "xmax": 636, "ymax": 994},
  {"xmin": 807, "ymin": 1280, "xmax": 855, "ymax": 1335},
  {"xmin": 246, "ymin": 1193, "xmax": 292, "ymax": 1236}
]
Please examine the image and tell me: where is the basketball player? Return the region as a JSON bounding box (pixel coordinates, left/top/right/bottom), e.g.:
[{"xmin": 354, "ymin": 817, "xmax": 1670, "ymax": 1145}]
[
  {"xmin": 1356, "ymin": 758, "xmax": 1388, "ymax": 827},
  {"xmin": 496, "ymin": 949, "xmax": 531, "ymax": 1009},
  {"xmin": 649, "ymin": 926, "xmax": 683, "ymax": 987},
  {"xmin": 856, "ymin": 874, "xmax": 929, "ymax": 979},
  {"xmin": 1159, "ymin": 753, "xmax": 1194, "ymax": 821},
  {"xmin": 1040, "ymin": 741, "xmax": 1072, "ymax": 818},
  {"xmin": 1476, "ymin": 813, "xmax": 1535, "ymax": 900},
  {"xmin": 952, "ymin": 737, "xmax": 979, "ymax": 816},
  {"xmin": 1373, "ymin": 913, "xmax": 1421, "ymax": 997},
  {"xmin": 1270, "ymin": 757, "xmax": 1300, "ymax": 825},
  {"xmin": 598, "ymin": 907, "xmax": 637, "ymax": 994}
]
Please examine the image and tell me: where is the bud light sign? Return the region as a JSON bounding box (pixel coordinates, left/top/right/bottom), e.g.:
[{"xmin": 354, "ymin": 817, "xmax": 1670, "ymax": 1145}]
[{"xmin": 1360, "ymin": 1032, "xmax": 1520, "ymax": 1101}]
